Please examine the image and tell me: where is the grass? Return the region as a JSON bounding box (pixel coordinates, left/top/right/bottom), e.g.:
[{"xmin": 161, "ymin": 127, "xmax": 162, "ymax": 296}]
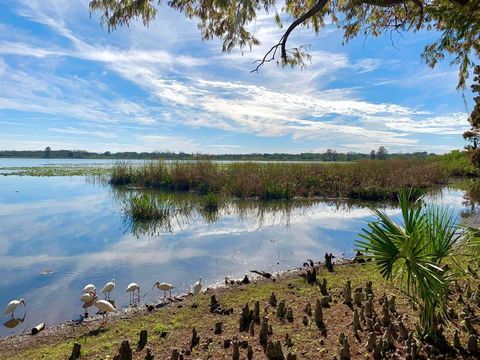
[
  {"xmin": 0, "ymin": 263, "xmax": 384, "ymax": 359},
  {"xmin": 2, "ymin": 261, "xmax": 478, "ymax": 359},
  {"xmin": 124, "ymin": 193, "xmax": 173, "ymax": 221},
  {"xmin": 110, "ymin": 159, "xmax": 451, "ymax": 200}
]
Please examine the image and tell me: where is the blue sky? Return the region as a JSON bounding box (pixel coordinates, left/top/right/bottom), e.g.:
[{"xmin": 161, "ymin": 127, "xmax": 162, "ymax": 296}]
[{"xmin": 0, "ymin": 0, "xmax": 473, "ymax": 154}]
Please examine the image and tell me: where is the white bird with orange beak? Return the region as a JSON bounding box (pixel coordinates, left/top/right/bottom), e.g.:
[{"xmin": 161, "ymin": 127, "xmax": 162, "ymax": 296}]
[{"xmin": 4, "ymin": 299, "xmax": 26, "ymax": 319}]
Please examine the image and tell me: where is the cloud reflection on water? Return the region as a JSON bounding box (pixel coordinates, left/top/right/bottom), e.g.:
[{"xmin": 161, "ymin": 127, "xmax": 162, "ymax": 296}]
[{"xmin": 0, "ymin": 177, "xmax": 469, "ymax": 337}]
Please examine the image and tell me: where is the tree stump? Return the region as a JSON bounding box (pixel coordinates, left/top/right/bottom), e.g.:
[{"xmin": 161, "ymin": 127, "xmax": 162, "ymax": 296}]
[
  {"xmin": 388, "ymin": 295, "xmax": 396, "ymax": 313},
  {"xmin": 259, "ymin": 317, "xmax": 269, "ymax": 348},
  {"xmin": 468, "ymin": 335, "xmax": 479, "ymax": 354},
  {"xmin": 359, "ymin": 305, "xmax": 365, "ymax": 323},
  {"xmin": 254, "ymin": 301, "xmax": 260, "ymax": 324},
  {"xmin": 144, "ymin": 348, "xmax": 154, "ymax": 360},
  {"xmin": 342, "ymin": 281, "xmax": 352, "ymax": 305},
  {"xmin": 306, "ymin": 268, "xmax": 316, "ymax": 284},
  {"xmin": 365, "ymin": 332, "xmax": 376, "ymax": 352},
  {"xmin": 314, "ymin": 299, "xmax": 325, "ymax": 331},
  {"xmin": 239, "ymin": 303, "xmax": 254, "ymax": 332},
  {"xmin": 397, "ymin": 319, "xmax": 408, "ymax": 341},
  {"xmin": 365, "ymin": 281, "xmax": 373, "ymax": 297},
  {"xmin": 454, "ymin": 330, "xmax": 462, "ymax": 349},
  {"xmin": 462, "ymin": 316, "xmax": 476, "ymax": 334},
  {"xmin": 241, "ymin": 275, "xmax": 250, "ymax": 284},
  {"xmin": 247, "ymin": 345, "xmax": 253, "ymax": 360},
  {"xmin": 320, "ymin": 296, "xmax": 330, "ymax": 308},
  {"xmin": 365, "ymin": 295, "xmax": 373, "ymax": 318},
  {"xmin": 170, "ymin": 349, "xmax": 179, "ymax": 360},
  {"xmin": 249, "ymin": 322, "xmax": 255, "ymax": 336},
  {"xmin": 381, "ymin": 300, "xmax": 390, "ymax": 327},
  {"xmin": 69, "ymin": 342, "xmax": 81, "ymax": 360},
  {"xmin": 302, "ymin": 316, "xmax": 308, "ymax": 326},
  {"xmin": 325, "ymin": 253, "xmax": 334, "ymax": 272},
  {"xmin": 113, "ymin": 340, "xmax": 133, "ymax": 360},
  {"xmin": 286, "ymin": 353, "xmax": 297, "ymax": 360},
  {"xmin": 337, "ymin": 333, "xmax": 351, "ymax": 360},
  {"xmin": 269, "ymin": 292, "xmax": 277, "ymax": 307},
  {"xmin": 214, "ymin": 321, "xmax": 222, "ymax": 335},
  {"xmin": 137, "ymin": 330, "xmax": 148, "ymax": 351},
  {"xmin": 352, "ymin": 309, "xmax": 361, "ymax": 333},
  {"xmin": 304, "ymin": 302, "xmax": 312, "ymax": 316},
  {"xmin": 276, "ymin": 300, "xmax": 286, "ymax": 320},
  {"xmin": 190, "ymin": 327, "xmax": 200, "ymax": 349},
  {"xmin": 284, "ymin": 333, "xmax": 293, "ymax": 348},
  {"xmin": 354, "ymin": 288, "xmax": 364, "ymax": 307},
  {"xmin": 319, "ymin": 278, "xmax": 328, "ymax": 296},
  {"xmin": 266, "ymin": 340, "xmax": 285, "ymax": 360},
  {"xmin": 286, "ymin": 307, "xmax": 294, "ymax": 323},
  {"xmin": 210, "ymin": 295, "xmax": 220, "ymax": 313},
  {"xmin": 232, "ymin": 341, "xmax": 240, "ymax": 360}
]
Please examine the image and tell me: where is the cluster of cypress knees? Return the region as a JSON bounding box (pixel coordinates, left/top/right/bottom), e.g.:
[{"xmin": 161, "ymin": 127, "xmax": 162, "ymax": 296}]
[{"xmin": 68, "ymin": 264, "xmax": 479, "ymax": 360}]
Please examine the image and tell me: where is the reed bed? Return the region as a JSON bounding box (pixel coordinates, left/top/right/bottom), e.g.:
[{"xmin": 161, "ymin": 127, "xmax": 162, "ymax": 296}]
[{"xmin": 110, "ymin": 159, "xmax": 449, "ymax": 200}]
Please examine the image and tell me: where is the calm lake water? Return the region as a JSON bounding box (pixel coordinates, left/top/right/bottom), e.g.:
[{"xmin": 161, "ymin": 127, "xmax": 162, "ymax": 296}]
[{"xmin": 0, "ymin": 168, "xmax": 472, "ymax": 337}]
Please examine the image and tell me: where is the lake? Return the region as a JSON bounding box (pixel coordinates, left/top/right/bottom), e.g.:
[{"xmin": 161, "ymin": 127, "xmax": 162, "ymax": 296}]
[{"xmin": 0, "ymin": 162, "xmax": 472, "ymax": 337}]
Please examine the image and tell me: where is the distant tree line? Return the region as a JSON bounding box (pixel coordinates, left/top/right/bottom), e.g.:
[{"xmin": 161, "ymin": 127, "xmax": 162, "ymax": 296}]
[{"xmin": 0, "ymin": 147, "xmax": 437, "ymax": 162}]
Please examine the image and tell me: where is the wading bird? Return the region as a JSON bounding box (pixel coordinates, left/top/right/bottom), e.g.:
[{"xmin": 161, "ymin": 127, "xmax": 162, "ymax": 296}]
[
  {"xmin": 4, "ymin": 299, "xmax": 26, "ymax": 319},
  {"xmin": 126, "ymin": 283, "xmax": 140, "ymax": 304},
  {"xmin": 193, "ymin": 278, "xmax": 202, "ymax": 305},
  {"xmin": 93, "ymin": 296, "xmax": 117, "ymax": 326},
  {"xmin": 82, "ymin": 284, "xmax": 96, "ymax": 293},
  {"xmin": 152, "ymin": 282, "xmax": 175, "ymax": 299},
  {"xmin": 100, "ymin": 279, "xmax": 115, "ymax": 300},
  {"xmin": 80, "ymin": 291, "xmax": 96, "ymax": 317}
]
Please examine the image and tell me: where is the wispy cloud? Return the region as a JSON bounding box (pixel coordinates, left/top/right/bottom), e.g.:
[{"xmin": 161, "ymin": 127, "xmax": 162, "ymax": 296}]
[{"xmin": 0, "ymin": 0, "xmax": 469, "ymax": 153}]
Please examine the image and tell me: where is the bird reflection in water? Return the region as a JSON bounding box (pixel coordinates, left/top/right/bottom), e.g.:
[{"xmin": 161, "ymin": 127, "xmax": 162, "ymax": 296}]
[{"xmin": 3, "ymin": 314, "xmax": 25, "ymax": 329}]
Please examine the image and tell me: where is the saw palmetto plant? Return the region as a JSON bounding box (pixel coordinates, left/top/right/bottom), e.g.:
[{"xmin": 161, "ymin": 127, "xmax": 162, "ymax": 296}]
[{"xmin": 356, "ymin": 191, "xmax": 466, "ymax": 338}]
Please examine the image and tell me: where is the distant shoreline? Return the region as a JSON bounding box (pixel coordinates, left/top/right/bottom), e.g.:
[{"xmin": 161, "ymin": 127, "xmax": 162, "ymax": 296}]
[{"xmin": 0, "ymin": 149, "xmax": 438, "ymax": 162}]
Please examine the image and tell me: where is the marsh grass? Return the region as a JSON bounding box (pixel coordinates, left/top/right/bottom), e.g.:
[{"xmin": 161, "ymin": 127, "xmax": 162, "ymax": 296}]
[
  {"xmin": 124, "ymin": 193, "xmax": 172, "ymax": 221},
  {"xmin": 111, "ymin": 159, "xmax": 449, "ymax": 200},
  {"xmin": 202, "ymin": 192, "xmax": 220, "ymax": 212}
]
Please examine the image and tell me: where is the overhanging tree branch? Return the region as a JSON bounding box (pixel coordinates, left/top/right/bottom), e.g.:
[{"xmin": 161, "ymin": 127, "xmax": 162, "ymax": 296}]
[{"xmin": 279, "ymin": 0, "xmax": 329, "ymax": 61}]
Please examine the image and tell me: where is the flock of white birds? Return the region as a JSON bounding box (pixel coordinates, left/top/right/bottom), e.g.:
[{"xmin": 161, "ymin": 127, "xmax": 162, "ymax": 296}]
[{"xmin": 4, "ymin": 278, "xmax": 203, "ymax": 326}]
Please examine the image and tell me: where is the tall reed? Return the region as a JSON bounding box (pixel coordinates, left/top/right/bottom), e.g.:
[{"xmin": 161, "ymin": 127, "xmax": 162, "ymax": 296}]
[{"xmin": 110, "ymin": 159, "xmax": 450, "ymax": 200}]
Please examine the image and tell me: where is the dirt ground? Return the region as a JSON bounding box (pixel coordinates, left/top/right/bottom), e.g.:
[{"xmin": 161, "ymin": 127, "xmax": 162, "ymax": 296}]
[{"xmin": 0, "ymin": 261, "xmax": 478, "ymax": 359}]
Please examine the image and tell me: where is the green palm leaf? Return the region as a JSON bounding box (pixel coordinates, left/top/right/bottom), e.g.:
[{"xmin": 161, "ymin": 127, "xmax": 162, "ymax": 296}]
[{"xmin": 355, "ymin": 190, "xmax": 467, "ymax": 337}]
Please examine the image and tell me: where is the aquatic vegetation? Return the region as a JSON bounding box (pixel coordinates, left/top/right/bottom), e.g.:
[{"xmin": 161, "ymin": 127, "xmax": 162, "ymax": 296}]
[
  {"xmin": 0, "ymin": 165, "xmax": 112, "ymax": 177},
  {"xmin": 124, "ymin": 193, "xmax": 173, "ymax": 221},
  {"xmin": 356, "ymin": 192, "xmax": 467, "ymax": 339},
  {"xmin": 202, "ymin": 192, "xmax": 219, "ymax": 212},
  {"xmin": 110, "ymin": 159, "xmax": 450, "ymax": 200}
]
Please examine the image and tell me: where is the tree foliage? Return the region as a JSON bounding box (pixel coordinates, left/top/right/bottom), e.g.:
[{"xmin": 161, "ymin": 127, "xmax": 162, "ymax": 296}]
[
  {"xmin": 463, "ymin": 65, "xmax": 480, "ymax": 166},
  {"xmin": 89, "ymin": 0, "xmax": 479, "ymax": 87}
]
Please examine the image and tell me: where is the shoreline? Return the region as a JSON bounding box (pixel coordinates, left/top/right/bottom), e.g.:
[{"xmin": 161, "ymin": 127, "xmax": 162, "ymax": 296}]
[{"xmin": 1, "ymin": 258, "xmax": 477, "ymax": 359}]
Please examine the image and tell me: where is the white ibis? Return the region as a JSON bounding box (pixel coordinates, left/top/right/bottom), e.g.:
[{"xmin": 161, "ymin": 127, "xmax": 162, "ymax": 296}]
[
  {"xmin": 126, "ymin": 283, "xmax": 140, "ymax": 304},
  {"xmin": 4, "ymin": 299, "xmax": 26, "ymax": 318},
  {"xmin": 193, "ymin": 278, "xmax": 202, "ymax": 305},
  {"xmin": 82, "ymin": 284, "xmax": 96, "ymax": 293},
  {"xmin": 152, "ymin": 282, "xmax": 175, "ymax": 299},
  {"xmin": 80, "ymin": 291, "xmax": 96, "ymax": 317},
  {"xmin": 93, "ymin": 296, "xmax": 117, "ymax": 325},
  {"xmin": 100, "ymin": 279, "xmax": 115, "ymax": 300}
]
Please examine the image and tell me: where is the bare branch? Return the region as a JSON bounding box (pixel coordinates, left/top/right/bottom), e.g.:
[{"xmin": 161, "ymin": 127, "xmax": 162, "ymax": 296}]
[{"xmin": 280, "ymin": 0, "xmax": 329, "ymax": 61}]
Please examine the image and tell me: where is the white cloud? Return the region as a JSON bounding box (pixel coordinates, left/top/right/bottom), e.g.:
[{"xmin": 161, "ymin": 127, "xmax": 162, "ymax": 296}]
[
  {"xmin": 49, "ymin": 126, "xmax": 118, "ymax": 139},
  {"xmin": 0, "ymin": 0, "xmax": 468, "ymax": 154}
]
